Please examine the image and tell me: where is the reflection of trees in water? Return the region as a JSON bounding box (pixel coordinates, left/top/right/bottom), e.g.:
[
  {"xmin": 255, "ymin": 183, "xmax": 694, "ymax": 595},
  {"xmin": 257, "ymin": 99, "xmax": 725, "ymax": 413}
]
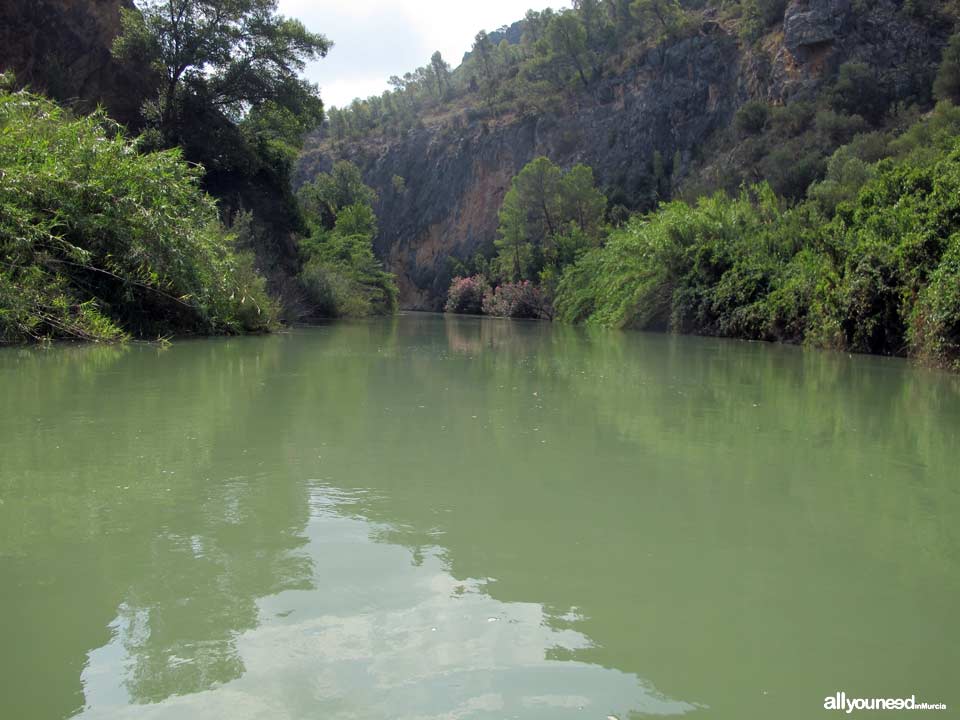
[
  {"xmin": 0, "ymin": 336, "xmax": 318, "ymax": 714},
  {"xmin": 314, "ymin": 316, "xmax": 960, "ymax": 713}
]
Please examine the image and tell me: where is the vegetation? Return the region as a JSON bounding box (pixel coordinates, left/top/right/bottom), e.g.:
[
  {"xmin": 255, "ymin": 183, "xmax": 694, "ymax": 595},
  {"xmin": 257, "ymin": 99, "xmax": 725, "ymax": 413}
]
[
  {"xmin": 552, "ymin": 103, "xmax": 960, "ymax": 370},
  {"xmin": 322, "ymin": 0, "xmax": 714, "ymax": 142},
  {"xmin": 482, "ymin": 281, "xmax": 552, "ymax": 319},
  {"xmin": 1, "ymin": 1, "xmax": 397, "ymax": 342},
  {"xmin": 0, "ymin": 82, "xmax": 275, "ymax": 342},
  {"xmin": 444, "ymin": 29, "xmax": 960, "ymax": 370},
  {"xmin": 318, "ymin": 0, "xmax": 952, "ymax": 150},
  {"xmin": 445, "ymin": 276, "xmax": 490, "ymax": 315},
  {"xmin": 494, "ymin": 157, "xmax": 606, "ymax": 283},
  {"xmin": 111, "ymin": 1, "xmax": 346, "ymax": 324},
  {"xmin": 444, "ymin": 156, "xmax": 604, "ymax": 320},
  {"xmin": 296, "ymin": 162, "xmax": 398, "ymax": 317},
  {"xmin": 113, "ymin": 0, "xmax": 330, "ymax": 153}
]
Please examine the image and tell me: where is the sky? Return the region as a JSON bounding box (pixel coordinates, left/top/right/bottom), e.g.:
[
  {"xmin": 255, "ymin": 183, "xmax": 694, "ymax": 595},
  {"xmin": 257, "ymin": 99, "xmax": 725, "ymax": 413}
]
[{"xmin": 277, "ymin": 0, "xmax": 570, "ymax": 109}]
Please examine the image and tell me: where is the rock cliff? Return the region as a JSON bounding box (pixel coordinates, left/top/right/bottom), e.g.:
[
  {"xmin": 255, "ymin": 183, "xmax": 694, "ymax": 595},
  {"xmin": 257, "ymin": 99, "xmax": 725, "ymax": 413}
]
[
  {"xmin": 298, "ymin": 0, "xmax": 950, "ymax": 310},
  {"xmin": 0, "ymin": 0, "xmax": 148, "ymax": 126}
]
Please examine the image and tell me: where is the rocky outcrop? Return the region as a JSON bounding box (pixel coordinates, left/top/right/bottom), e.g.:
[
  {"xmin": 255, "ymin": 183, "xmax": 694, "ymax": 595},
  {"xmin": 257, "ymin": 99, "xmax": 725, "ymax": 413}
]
[
  {"xmin": 783, "ymin": 0, "xmax": 851, "ymax": 58},
  {"xmin": 770, "ymin": 0, "xmax": 945, "ymax": 102},
  {"xmin": 0, "ymin": 0, "xmax": 150, "ymax": 126}
]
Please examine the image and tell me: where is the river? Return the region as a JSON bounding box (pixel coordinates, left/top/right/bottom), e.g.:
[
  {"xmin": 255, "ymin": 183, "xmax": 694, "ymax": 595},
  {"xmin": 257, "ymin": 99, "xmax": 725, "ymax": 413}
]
[{"xmin": 1, "ymin": 313, "xmax": 957, "ymax": 719}]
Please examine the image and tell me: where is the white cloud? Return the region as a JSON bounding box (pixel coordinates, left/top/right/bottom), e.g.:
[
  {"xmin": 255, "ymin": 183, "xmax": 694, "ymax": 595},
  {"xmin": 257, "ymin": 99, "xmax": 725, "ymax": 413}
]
[{"xmin": 277, "ymin": 0, "xmax": 572, "ymax": 108}]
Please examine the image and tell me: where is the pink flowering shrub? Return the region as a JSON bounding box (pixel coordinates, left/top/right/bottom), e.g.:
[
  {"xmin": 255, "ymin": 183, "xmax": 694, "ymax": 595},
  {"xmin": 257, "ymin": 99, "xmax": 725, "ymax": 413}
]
[
  {"xmin": 482, "ymin": 281, "xmax": 552, "ymax": 319},
  {"xmin": 444, "ymin": 275, "xmax": 490, "ymax": 314}
]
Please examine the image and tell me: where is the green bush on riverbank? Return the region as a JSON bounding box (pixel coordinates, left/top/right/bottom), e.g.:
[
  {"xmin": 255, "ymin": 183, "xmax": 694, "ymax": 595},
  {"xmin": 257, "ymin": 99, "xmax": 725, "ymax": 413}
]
[
  {"xmin": 553, "ymin": 107, "xmax": 960, "ymax": 370},
  {"xmin": 0, "ymin": 82, "xmax": 277, "ymax": 342},
  {"xmin": 297, "ymin": 161, "xmax": 398, "ymax": 317},
  {"xmin": 446, "ymin": 103, "xmax": 960, "ymax": 370}
]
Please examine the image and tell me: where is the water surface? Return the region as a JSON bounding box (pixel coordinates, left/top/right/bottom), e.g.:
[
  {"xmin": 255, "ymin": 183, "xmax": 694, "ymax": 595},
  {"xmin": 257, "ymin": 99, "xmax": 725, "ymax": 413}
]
[{"xmin": 1, "ymin": 314, "xmax": 958, "ymax": 719}]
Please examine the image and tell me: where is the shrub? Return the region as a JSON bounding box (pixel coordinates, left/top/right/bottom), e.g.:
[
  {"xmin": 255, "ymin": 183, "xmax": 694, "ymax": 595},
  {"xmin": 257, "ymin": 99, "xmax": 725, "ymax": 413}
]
[
  {"xmin": 298, "ymin": 229, "xmax": 398, "ymax": 317},
  {"xmin": 761, "ymin": 146, "xmax": 826, "ymax": 199},
  {"xmin": 934, "ymin": 34, "xmax": 960, "ymax": 104},
  {"xmin": 909, "ymin": 236, "xmax": 960, "ymax": 370},
  {"xmin": 828, "ymin": 62, "xmax": 889, "ymax": 124},
  {"xmin": 735, "ymin": 101, "xmax": 769, "ymax": 137},
  {"xmin": 0, "ymin": 86, "xmax": 276, "ymax": 342},
  {"xmin": 444, "ymin": 275, "xmax": 490, "ymax": 314},
  {"xmin": 482, "ymin": 281, "xmax": 551, "ymax": 319}
]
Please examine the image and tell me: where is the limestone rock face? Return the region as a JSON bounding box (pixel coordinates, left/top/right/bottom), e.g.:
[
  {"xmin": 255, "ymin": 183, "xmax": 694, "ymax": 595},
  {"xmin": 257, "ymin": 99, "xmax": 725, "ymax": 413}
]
[
  {"xmin": 783, "ymin": 0, "xmax": 852, "ymax": 57},
  {"xmin": 0, "ymin": 0, "xmax": 150, "ymax": 125}
]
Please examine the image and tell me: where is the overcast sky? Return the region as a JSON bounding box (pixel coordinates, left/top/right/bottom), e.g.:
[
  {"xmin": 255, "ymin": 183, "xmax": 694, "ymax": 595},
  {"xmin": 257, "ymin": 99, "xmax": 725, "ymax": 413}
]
[{"xmin": 277, "ymin": 0, "xmax": 569, "ymax": 109}]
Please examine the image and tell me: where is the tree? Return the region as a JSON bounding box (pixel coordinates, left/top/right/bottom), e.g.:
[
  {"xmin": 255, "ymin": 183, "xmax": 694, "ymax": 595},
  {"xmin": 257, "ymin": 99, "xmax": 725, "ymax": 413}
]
[
  {"xmin": 561, "ymin": 164, "xmax": 607, "ymax": 238},
  {"xmin": 603, "ymin": 0, "xmax": 636, "ymax": 37},
  {"xmin": 430, "ymin": 51, "xmax": 451, "ymax": 99},
  {"xmin": 493, "ymin": 157, "xmax": 607, "ymax": 282},
  {"xmin": 735, "ymin": 100, "xmax": 770, "ymax": 136},
  {"xmin": 522, "ymin": 9, "xmax": 554, "ymax": 47},
  {"xmin": 515, "ymin": 157, "xmax": 564, "ymax": 252},
  {"xmin": 827, "ymin": 62, "xmax": 889, "ymax": 124},
  {"xmin": 630, "ymin": 0, "xmax": 687, "ymax": 41},
  {"xmin": 934, "ymin": 33, "xmax": 960, "ymax": 105},
  {"xmin": 297, "ymin": 161, "xmax": 377, "ymax": 230},
  {"xmin": 546, "ymin": 12, "xmax": 591, "ymax": 88},
  {"xmin": 113, "ymin": 0, "xmax": 331, "ymax": 138},
  {"xmin": 740, "ymin": 0, "xmax": 789, "ymax": 42},
  {"xmin": 297, "ymin": 163, "xmax": 396, "ymax": 317},
  {"xmin": 472, "ymin": 30, "xmax": 496, "ymax": 92},
  {"xmin": 575, "ymin": 0, "xmax": 615, "ymax": 62},
  {"xmin": 495, "ymin": 187, "xmax": 532, "ymax": 281}
]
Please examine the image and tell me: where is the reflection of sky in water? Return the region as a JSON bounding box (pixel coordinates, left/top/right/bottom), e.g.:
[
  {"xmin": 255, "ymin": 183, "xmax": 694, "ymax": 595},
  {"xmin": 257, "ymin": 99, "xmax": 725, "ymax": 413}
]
[{"xmin": 75, "ymin": 487, "xmax": 698, "ymax": 720}]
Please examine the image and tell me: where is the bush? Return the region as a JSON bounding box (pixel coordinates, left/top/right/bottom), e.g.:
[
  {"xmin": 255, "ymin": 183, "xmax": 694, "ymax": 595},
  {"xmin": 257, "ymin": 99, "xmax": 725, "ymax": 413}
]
[
  {"xmin": 297, "ymin": 165, "xmax": 398, "ymax": 318},
  {"xmin": 934, "ymin": 34, "xmax": 960, "ymax": 104},
  {"xmin": 828, "ymin": 62, "xmax": 889, "ymax": 124},
  {"xmin": 735, "ymin": 101, "xmax": 770, "ymax": 137},
  {"xmin": 482, "ymin": 281, "xmax": 551, "ymax": 319},
  {"xmin": 761, "ymin": 146, "xmax": 826, "ymax": 199},
  {"xmin": 909, "ymin": 236, "xmax": 960, "ymax": 369},
  {"xmin": 298, "ymin": 228, "xmax": 398, "ymax": 317},
  {"xmin": 0, "ymin": 85, "xmax": 276, "ymax": 342},
  {"xmin": 444, "ymin": 275, "xmax": 490, "ymax": 314}
]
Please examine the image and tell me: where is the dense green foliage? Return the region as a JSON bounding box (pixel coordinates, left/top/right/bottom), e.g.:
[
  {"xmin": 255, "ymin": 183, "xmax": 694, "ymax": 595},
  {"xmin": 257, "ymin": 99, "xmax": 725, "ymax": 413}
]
[
  {"xmin": 446, "ymin": 156, "xmax": 605, "ymax": 319},
  {"xmin": 444, "ymin": 50, "xmax": 960, "ymax": 370},
  {"xmin": 296, "ymin": 162, "xmax": 398, "ymax": 317},
  {"xmin": 553, "ymin": 103, "xmax": 960, "ymax": 369},
  {"xmin": 493, "ymin": 157, "xmax": 607, "ymax": 284},
  {"xmin": 113, "ymin": 0, "xmax": 330, "ymax": 148},
  {"xmin": 0, "ymin": 84, "xmax": 276, "ymax": 342},
  {"xmin": 112, "ymin": 0, "xmax": 335, "ymax": 319}
]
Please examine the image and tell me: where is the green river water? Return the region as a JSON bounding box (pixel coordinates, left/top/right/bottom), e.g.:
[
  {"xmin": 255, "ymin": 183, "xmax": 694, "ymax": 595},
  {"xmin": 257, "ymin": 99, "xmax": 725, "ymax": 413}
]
[{"xmin": 1, "ymin": 313, "xmax": 958, "ymax": 719}]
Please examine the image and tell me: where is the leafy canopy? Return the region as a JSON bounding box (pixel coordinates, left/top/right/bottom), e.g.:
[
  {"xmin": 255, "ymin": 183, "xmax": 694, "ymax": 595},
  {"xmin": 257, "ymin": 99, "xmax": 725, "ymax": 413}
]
[
  {"xmin": 494, "ymin": 157, "xmax": 607, "ymax": 282},
  {"xmin": 113, "ymin": 0, "xmax": 331, "ymax": 135}
]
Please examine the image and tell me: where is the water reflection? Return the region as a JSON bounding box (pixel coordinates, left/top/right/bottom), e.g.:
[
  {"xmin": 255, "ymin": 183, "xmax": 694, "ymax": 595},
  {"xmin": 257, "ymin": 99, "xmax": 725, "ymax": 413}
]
[
  {"xmin": 71, "ymin": 484, "xmax": 695, "ymax": 719},
  {"xmin": 1, "ymin": 315, "xmax": 958, "ymax": 720}
]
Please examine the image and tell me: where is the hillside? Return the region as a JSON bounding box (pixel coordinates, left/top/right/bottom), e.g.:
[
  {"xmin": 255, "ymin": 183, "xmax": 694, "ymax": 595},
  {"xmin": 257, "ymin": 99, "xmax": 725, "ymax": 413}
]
[{"xmin": 297, "ymin": 0, "xmax": 958, "ymax": 310}]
